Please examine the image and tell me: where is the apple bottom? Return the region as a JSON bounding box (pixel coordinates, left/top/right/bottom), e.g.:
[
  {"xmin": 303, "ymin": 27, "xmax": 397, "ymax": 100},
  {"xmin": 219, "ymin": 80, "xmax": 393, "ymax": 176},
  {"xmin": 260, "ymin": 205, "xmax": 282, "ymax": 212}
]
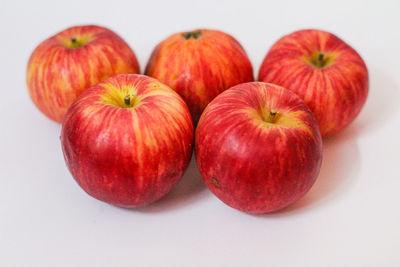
[
  {"xmin": 203, "ymin": 171, "xmax": 316, "ymax": 214},
  {"xmin": 72, "ymin": 161, "xmax": 190, "ymax": 208},
  {"xmin": 200, "ymin": 147, "xmax": 317, "ymax": 214}
]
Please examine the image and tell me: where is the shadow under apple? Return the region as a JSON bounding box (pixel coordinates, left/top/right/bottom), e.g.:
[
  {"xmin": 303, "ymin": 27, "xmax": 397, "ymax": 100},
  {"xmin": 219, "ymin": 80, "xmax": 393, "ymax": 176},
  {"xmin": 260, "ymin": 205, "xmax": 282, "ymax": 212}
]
[{"xmin": 135, "ymin": 115, "xmax": 363, "ymax": 215}]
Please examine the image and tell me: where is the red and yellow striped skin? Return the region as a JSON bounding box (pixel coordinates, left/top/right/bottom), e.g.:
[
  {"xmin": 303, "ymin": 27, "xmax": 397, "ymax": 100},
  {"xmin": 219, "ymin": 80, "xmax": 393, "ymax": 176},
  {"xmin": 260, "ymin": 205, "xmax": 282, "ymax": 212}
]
[
  {"xmin": 61, "ymin": 74, "xmax": 193, "ymax": 208},
  {"xmin": 195, "ymin": 82, "xmax": 322, "ymax": 214},
  {"xmin": 258, "ymin": 29, "xmax": 368, "ymax": 137},
  {"xmin": 145, "ymin": 29, "xmax": 254, "ymax": 123},
  {"xmin": 27, "ymin": 25, "xmax": 140, "ymax": 123}
]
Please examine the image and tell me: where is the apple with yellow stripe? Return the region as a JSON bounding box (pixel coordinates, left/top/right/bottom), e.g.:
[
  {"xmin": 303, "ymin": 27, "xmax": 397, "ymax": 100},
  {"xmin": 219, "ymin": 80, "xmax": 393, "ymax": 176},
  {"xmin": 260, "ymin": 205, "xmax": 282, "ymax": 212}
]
[
  {"xmin": 27, "ymin": 25, "xmax": 140, "ymax": 123},
  {"xmin": 61, "ymin": 74, "xmax": 193, "ymax": 208},
  {"xmin": 195, "ymin": 82, "xmax": 322, "ymax": 214},
  {"xmin": 145, "ymin": 29, "xmax": 254, "ymax": 123},
  {"xmin": 258, "ymin": 29, "xmax": 368, "ymax": 137}
]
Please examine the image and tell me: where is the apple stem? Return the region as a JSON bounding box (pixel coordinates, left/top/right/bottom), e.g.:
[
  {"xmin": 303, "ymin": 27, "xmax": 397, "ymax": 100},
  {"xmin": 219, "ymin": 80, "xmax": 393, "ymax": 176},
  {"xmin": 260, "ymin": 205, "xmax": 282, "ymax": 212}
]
[
  {"xmin": 313, "ymin": 52, "xmax": 328, "ymax": 68},
  {"xmin": 265, "ymin": 110, "xmax": 279, "ymax": 123},
  {"xmin": 182, "ymin": 31, "xmax": 202, "ymax": 40},
  {"xmin": 318, "ymin": 53, "xmax": 324, "ymax": 62},
  {"xmin": 71, "ymin": 37, "xmax": 77, "ymax": 43},
  {"xmin": 124, "ymin": 95, "xmax": 131, "ymax": 106}
]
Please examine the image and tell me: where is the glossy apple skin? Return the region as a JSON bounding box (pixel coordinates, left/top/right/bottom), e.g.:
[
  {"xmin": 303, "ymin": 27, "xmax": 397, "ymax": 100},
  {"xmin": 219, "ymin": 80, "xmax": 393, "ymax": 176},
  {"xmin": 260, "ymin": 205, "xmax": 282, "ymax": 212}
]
[
  {"xmin": 61, "ymin": 74, "xmax": 193, "ymax": 208},
  {"xmin": 145, "ymin": 29, "xmax": 254, "ymax": 123},
  {"xmin": 258, "ymin": 29, "xmax": 368, "ymax": 137},
  {"xmin": 195, "ymin": 82, "xmax": 322, "ymax": 214},
  {"xmin": 27, "ymin": 25, "xmax": 140, "ymax": 123}
]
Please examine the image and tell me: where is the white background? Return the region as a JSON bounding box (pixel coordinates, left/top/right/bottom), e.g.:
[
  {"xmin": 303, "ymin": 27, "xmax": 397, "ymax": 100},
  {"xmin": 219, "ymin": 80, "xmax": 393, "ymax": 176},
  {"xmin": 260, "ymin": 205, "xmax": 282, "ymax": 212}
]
[{"xmin": 1, "ymin": 0, "xmax": 399, "ymax": 266}]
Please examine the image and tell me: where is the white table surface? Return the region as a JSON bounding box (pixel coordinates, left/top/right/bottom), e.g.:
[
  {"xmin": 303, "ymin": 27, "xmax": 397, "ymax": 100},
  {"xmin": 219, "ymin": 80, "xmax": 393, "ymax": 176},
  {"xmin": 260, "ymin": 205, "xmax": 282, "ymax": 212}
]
[{"xmin": 1, "ymin": 0, "xmax": 399, "ymax": 266}]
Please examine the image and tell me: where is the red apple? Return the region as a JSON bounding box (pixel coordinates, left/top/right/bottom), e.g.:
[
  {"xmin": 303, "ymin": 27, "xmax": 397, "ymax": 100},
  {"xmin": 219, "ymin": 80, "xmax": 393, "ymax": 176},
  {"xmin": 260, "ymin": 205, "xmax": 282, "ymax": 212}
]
[
  {"xmin": 27, "ymin": 25, "xmax": 140, "ymax": 123},
  {"xmin": 258, "ymin": 29, "xmax": 368, "ymax": 137},
  {"xmin": 195, "ymin": 82, "xmax": 322, "ymax": 214},
  {"xmin": 145, "ymin": 29, "xmax": 254, "ymax": 123},
  {"xmin": 61, "ymin": 74, "xmax": 193, "ymax": 208}
]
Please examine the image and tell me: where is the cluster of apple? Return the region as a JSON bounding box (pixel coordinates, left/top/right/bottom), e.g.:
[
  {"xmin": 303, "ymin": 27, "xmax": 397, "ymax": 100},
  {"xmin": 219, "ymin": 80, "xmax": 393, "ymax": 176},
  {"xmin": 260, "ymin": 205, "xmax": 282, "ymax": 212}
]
[{"xmin": 27, "ymin": 25, "xmax": 368, "ymax": 214}]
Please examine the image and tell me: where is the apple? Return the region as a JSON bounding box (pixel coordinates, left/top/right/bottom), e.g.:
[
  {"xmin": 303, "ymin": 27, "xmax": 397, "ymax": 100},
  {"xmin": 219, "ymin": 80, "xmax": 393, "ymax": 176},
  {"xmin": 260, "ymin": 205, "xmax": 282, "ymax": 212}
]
[
  {"xmin": 145, "ymin": 29, "xmax": 254, "ymax": 123},
  {"xmin": 27, "ymin": 25, "xmax": 140, "ymax": 123},
  {"xmin": 61, "ymin": 74, "xmax": 194, "ymax": 208},
  {"xmin": 258, "ymin": 29, "xmax": 368, "ymax": 137},
  {"xmin": 195, "ymin": 82, "xmax": 322, "ymax": 214}
]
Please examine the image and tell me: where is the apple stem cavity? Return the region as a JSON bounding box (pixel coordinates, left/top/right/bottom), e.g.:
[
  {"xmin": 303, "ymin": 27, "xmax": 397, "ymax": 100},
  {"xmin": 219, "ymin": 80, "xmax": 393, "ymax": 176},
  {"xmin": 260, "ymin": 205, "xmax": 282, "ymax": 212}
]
[
  {"xmin": 264, "ymin": 109, "xmax": 280, "ymax": 124},
  {"xmin": 182, "ymin": 31, "xmax": 202, "ymax": 40},
  {"xmin": 310, "ymin": 52, "xmax": 331, "ymax": 68},
  {"xmin": 268, "ymin": 110, "xmax": 278, "ymax": 123},
  {"xmin": 67, "ymin": 37, "xmax": 84, "ymax": 49},
  {"xmin": 316, "ymin": 53, "xmax": 325, "ymax": 68},
  {"xmin": 124, "ymin": 95, "xmax": 131, "ymax": 106}
]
